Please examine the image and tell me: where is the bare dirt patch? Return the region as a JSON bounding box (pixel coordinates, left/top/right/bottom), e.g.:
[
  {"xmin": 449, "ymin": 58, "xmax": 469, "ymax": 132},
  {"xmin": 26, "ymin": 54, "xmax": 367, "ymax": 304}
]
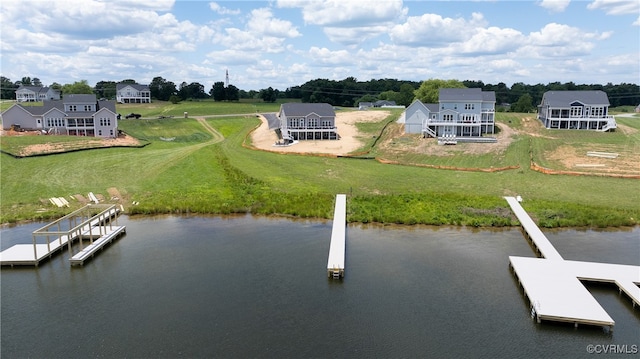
[
  {"xmin": 546, "ymin": 144, "xmax": 640, "ymax": 175},
  {"xmin": 377, "ymin": 121, "xmax": 516, "ymax": 157},
  {"xmin": 0, "ymin": 131, "xmax": 141, "ymax": 156},
  {"xmin": 250, "ymin": 110, "xmax": 390, "ymax": 155}
]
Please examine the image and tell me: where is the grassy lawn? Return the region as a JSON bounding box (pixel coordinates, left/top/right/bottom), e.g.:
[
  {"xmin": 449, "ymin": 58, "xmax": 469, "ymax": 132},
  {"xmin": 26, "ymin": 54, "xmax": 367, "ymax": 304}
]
[
  {"xmin": 117, "ymin": 99, "xmax": 292, "ymax": 118},
  {"xmin": 1, "ymin": 101, "xmax": 639, "ymax": 228}
]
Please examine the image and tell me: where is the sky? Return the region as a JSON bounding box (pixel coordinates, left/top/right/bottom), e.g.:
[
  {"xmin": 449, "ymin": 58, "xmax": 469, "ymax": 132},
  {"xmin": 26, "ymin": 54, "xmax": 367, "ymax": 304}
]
[{"xmin": 1, "ymin": 0, "xmax": 638, "ymax": 91}]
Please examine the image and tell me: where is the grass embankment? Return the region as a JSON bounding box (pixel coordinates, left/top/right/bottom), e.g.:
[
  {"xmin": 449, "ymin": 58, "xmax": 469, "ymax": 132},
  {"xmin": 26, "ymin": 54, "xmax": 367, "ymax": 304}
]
[{"xmin": 1, "ymin": 104, "xmax": 639, "ymax": 228}]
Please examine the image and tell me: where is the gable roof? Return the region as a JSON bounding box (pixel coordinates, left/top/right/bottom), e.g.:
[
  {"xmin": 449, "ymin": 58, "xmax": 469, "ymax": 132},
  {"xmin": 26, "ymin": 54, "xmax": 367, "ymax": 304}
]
[
  {"xmin": 439, "ymin": 88, "xmax": 483, "ymax": 102},
  {"xmin": 280, "ymin": 103, "xmax": 335, "ymax": 117},
  {"xmin": 64, "ymin": 94, "xmax": 97, "ymax": 103},
  {"xmin": 16, "ymin": 85, "xmax": 55, "ymax": 94},
  {"xmin": 541, "ymin": 90, "xmax": 610, "ymax": 107},
  {"xmin": 438, "ymin": 88, "xmax": 496, "ymax": 103},
  {"xmin": 116, "ymin": 83, "xmax": 150, "ymax": 91}
]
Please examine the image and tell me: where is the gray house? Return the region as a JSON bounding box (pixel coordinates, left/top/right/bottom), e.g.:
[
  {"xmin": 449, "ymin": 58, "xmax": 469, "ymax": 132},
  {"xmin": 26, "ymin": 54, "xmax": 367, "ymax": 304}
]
[
  {"xmin": 1, "ymin": 94, "xmax": 119, "ymax": 138},
  {"xmin": 404, "ymin": 88, "xmax": 496, "ymax": 140},
  {"xmin": 277, "ymin": 103, "xmax": 338, "ymax": 141},
  {"xmin": 15, "ymin": 85, "xmax": 61, "ymax": 102},
  {"xmin": 537, "ymin": 91, "xmax": 616, "ymax": 131},
  {"xmin": 116, "ymin": 83, "xmax": 151, "ymax": 103}
]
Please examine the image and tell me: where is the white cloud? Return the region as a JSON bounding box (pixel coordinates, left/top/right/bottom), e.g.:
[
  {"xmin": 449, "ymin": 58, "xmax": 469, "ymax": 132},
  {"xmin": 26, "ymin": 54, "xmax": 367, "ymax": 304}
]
[
  {"xmin": 525, "ymin": 23, "xmax": 604, "ymax": 57},
  {"xmin": 538, "ymin": 0, "xmax": 571, "ymax": 13},
  {"xmin": 587, "ymin": 0, "xmax": 639, "ymax": 15},
  {"xmin": 279, "ymin": 0, "xmax": 406, "ymax": 27},
  {"xmin": 587, "ymin": 0, "xmax": 640, "ymax": 25},
  {"xmin": 278, "ymin": 0, "xmax": 407, "ymax": 45},
  {"xmin": 459, "ymin": 27, "xmax": 525, "ymax": 55},
  {"xmin": 247, "ymin": 8, "xmax": 301, "ymax": 38},
  {"xmin": 209, "ymin": 2, "xmax": 241, "ymax": 15},
  {"xmin": 390, "ymin": 13, "xmax": 486, "ymax": 46}
]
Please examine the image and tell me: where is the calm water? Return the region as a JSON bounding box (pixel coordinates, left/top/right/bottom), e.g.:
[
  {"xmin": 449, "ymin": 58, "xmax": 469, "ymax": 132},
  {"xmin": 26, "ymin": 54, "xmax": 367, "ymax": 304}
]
[{"xmin": 1, "ymin": 215, "xmax": 639, "ymax": 358}]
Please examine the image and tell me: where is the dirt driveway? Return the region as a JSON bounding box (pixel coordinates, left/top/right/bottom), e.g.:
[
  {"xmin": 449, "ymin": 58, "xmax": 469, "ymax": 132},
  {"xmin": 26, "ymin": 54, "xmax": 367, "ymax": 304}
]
[{"xmin": 251, "ymin": 110, "xmax": 390, "ymax": 155}]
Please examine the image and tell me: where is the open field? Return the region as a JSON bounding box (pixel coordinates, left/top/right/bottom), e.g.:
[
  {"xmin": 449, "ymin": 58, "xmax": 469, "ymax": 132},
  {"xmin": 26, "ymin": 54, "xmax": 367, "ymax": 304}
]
[{"xmin": 1, "ymin": 101, "xmax": 639, "ymax": 227}]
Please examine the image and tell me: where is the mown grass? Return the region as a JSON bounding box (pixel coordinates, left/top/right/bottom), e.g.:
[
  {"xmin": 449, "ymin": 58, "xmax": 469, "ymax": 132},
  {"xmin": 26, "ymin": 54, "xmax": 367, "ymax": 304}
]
[
  {"xmin": 117, "ymin": 99, "xmax": 294, "ymax": 118},
  {"xmin": 1, "ymin": 104, "xmax": 639, "ymax": 228}
]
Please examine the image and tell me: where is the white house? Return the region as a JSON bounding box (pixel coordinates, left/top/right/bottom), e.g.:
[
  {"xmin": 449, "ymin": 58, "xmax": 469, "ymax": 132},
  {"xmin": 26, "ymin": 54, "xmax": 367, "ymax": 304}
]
[
  {"xmin": 277, "ymin": 103, "xmax": 338, "ymax": 141},
  {"xmin": 15, "ymin": 86, "xmax": 61, "ymax": 102},
  {"xmin": 116, "ymin": 83, "xmax": 151, "ymax": 103},
  {"xmin": 404, "ymin": 88, "xmax": 496, "ymax": 140},
  {"xmin": 1, "ymin": 94, "xmax": 119, "ymax": 138},
  {"xmin": 537, "ymin": 91, "xmax": 616, "ymax": 131}
]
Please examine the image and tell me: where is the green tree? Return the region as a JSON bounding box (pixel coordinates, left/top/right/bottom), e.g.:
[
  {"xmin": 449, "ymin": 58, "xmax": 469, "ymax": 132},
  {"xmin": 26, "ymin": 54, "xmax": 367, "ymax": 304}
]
[
  {"xmin": 61, "ymin": 80, "xmax": 93, "ymax": 95},
  {"xmin": 20, "ymin": 77, "xmax": 32, "ymax": 86},
  {"xmin": 397, "ymin": 83, "xmax": 416, "ymax": 106},
  {"xmin": 259, "ymin": 87, "xmax": 277, "ymax": 103},
  {"xmin": 149, "ymin": 76, "xmax": 177, "ymax": 101},
  {"xmin": 225, "ymin": 84, "xmax": 240, "ymax": 101},
  {"xmin": 210, "ymin": 82, "xmax": 226, "ymax": 101},
  {"xmin": 1, "ymin": 76, "xmax": 18, "ymax": 99},
  {"xmin": 32, "ymin": 77, "xmax": 42, "ymax": 87},
  {"xmin": 512, "ymin": 93, "xmax": 533, "ymax": 113},
  {"xmin": 414, "ymin": 79, "xmax": 466, "ymax": 103},
  {"xmin": 95, "ymin": 80, "xmax": 117, "ymax": 99}
]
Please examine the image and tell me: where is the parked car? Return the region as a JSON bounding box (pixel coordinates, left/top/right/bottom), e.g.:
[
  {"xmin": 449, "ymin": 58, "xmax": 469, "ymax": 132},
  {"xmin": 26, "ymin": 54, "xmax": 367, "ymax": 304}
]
[{"xmin": 125, "ymin": 113, "xmax": 141, "ymax": 119}]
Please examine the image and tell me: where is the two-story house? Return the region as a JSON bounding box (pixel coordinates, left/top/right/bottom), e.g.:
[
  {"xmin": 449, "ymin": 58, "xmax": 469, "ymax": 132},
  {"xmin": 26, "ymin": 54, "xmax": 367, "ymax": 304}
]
[
  {"xmin": 404, "ymin": 88, "xmax": 496, "ymax": 141},
  {"xmin": 15, "ymin": 86, "xmax": 61, "ymax": 102},
  {"xmin": 277, "ymin": 103, "xmax": 338, "ymax": 141},
  {"xmin": 116, "ymin": 83, "xmax": 151, "ymax": 103},
  {"xmin": 1, "ymin": 94, "xmax": 118, "ymax": 138},
  {"xmin": 537, "ymin": 91, "xmax": 616, "ymax": 131}
]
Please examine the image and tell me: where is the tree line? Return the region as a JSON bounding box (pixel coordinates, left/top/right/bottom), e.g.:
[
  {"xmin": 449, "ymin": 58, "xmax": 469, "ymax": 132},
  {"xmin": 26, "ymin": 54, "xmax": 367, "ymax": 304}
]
[{"xmin": 2, "ymin": 75, "xmax": 638, "ymax": 111}]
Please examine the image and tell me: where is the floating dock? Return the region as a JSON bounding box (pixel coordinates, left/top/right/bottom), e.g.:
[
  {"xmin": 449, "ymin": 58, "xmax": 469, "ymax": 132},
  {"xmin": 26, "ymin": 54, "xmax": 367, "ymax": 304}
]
[
  {"xmin": 505, "ymin": 196, "xmax": 640, "ymax": 329},
  {"xmin": 1, "ymin": 204, "xmax": 125, "ymax": 267},
  {"xmin": 327, "ymin": 194, "xmax": 346, "ymax": 279},
  {"xmin": 69, "ymin": 225, "xmax": 126, "ymax": 266}
]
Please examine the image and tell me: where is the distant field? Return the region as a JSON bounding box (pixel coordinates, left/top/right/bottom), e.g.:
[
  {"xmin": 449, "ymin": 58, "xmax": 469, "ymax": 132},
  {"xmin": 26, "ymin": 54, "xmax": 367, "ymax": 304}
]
[{"xmin": 1, "ymin": 100, "xmax": 638, "ymax": 228}]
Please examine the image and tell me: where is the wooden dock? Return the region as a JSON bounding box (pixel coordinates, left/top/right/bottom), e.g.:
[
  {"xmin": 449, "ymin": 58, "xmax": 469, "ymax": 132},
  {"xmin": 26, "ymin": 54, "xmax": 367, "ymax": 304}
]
[
  {"xmin": 1, "ymin": 204, "xmax": 125, "ymax": 267},
  {"xmin": 505, "ymin": 196, "xmax": 640, "ymax": 330},
  {"xmin": 327, "ymin": 194, "xmax": 346, "ymax": 279}
]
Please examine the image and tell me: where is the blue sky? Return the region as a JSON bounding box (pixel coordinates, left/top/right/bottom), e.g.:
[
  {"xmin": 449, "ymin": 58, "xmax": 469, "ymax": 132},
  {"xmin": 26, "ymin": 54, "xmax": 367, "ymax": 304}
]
[{"xmin": 1, "ymin": 0, "xmax": 638, "ymax": 91}]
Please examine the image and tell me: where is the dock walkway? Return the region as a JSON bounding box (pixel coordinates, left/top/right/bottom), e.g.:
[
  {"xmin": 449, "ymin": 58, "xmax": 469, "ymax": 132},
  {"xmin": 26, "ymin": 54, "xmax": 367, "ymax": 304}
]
[
  {"xmin": 327, "ymin": 194, "xmax": 346, "ymax": 279},
  {"xmin": 70, "ymin": 226, "xmax": 126, "ymax": 266},
  {"xmin": 505, "ymin": 196, "xmax": 640, "ymax": 329},
  {"xmin": 504, "ymin": 196, "xmax": 562, "ymax": 260}
]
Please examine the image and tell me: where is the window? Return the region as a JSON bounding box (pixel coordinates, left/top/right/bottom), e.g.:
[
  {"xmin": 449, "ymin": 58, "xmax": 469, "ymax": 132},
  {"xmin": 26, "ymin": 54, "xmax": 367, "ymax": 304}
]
[
  {"xmin": 570, "ymin": 106, "xmax": 583, "ymax": 118},
  {"xmin": 591, "ymin": 107, "xmax": 605, "ymax": 118},
  {"xmin": 68, "ymin": 105, "xmax": 77, "ymax": 112},
  {"xmin": 442, "ymin": 114, "xmax": 454, "ymax": 122},
  {"xmin": 464, "ymin": 104, "xmax": 475, "ymax": 110},
  {"xmin": 84, "ymin": 105, "xmax": 92, "ymax": 111}
]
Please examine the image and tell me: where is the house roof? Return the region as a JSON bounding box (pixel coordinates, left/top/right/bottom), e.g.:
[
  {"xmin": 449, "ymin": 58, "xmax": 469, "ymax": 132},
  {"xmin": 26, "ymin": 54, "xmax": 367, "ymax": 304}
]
[
  {"xmin": 10, "ymin": 98, "xmax": 116, "ymax": 116},
  {"xmin": 280, "ymin": 103, "xmax": 335, "ymax": 117},
  {"xmin": 116, "ymin": 83, "xmax": 150, "ymax": 91},
  {"xmin": 541, "ymin": 90, "xmax": 610, "ymax": 107},
  {"xmin": 439, "ymin": 88, "xmax": 482, "ymax": 102},
  {"xmin": 425, "ymin": 103, "xmax": 440, "ymax": 112},
  {"xmin": 439, "ymin": 88, "xmax": 495, "ymax": 102},
  {"xmin": 16, "ymin": 85, "xmax": 54, "ymax": 94},
  {"xmin": 64, "ymin": 94, "xmax": 97, "ymax": 103}
]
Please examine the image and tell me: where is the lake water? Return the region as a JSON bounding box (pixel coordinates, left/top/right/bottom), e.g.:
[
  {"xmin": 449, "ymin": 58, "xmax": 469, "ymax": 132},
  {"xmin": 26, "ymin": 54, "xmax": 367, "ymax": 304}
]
[{"xmin": 1, "ymin": 215, "xmax": 639, "ymax": 358}]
